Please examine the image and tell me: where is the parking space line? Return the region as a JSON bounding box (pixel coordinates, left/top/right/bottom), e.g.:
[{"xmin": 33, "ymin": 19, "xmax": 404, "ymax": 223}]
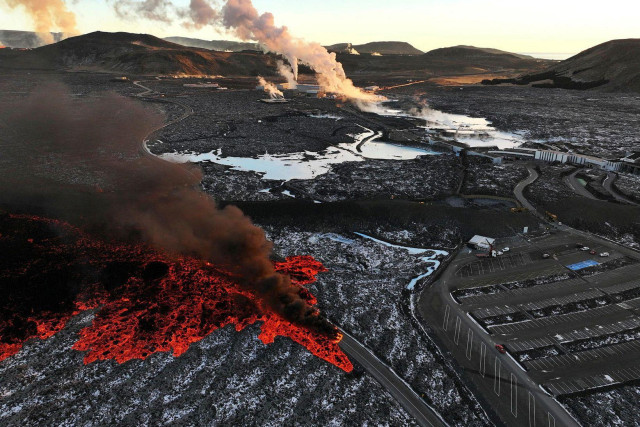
[
  {"xmin": 443, "ymin": 305, "xmax": 450, "ymax": 331},
  {"xmin": 511, "ymin": 374, "xmax": 518, "ymax": 417},
  {"xmin": 480, "ymin": 343, "xmax": 487, "ymax": 377},
  {"xmin": 454, "ymin": 316, "xmax": 461, "ymax": 345},
  {"xmin": 466, "ymin": 329, "xmax": 474, "ymax": 360},
  {"xmin": 529, "ymin": 392, "xmax": 535, "ymax": 427},
  {"xmin": 494, "ymin": 358, "xmax": 501, "ymax": 396}
]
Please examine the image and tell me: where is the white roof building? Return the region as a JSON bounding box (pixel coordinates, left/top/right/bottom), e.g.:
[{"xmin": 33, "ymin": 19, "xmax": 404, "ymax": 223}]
[{"xmin": 469, "ymin": 235, "xmax": 496, "ymax": 250}]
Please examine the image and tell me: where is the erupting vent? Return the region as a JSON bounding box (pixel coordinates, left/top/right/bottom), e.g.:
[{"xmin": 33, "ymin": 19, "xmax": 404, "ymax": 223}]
[{"xmin": 0, "ymin": 214, "xmax": 352, "ymax": 372}]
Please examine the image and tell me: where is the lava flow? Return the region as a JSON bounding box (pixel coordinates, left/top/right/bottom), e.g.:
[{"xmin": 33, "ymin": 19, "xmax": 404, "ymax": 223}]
[{"xmin": 0, "ymin": 213, "xmax": 352, "ymax": 372}]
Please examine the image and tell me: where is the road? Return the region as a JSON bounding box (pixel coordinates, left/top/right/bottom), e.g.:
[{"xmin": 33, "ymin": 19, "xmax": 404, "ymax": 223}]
[
  {"xmin": 513, "ymin": 165, "xmax": 540, "ymax": 215},
  {"xmin": 514, "ymin": 164, "xmax": 640, "ymax": 257},
  {"xmin": 564, "ymin": 169, "xmax": 598, "ymax": 200},
  {"xmin": 603, "ymin": 172, "xmax": 638, "ymax": 205},
  {"xmin": 339, "ymin": 331, "xmax": 447, "ymax": 427}
]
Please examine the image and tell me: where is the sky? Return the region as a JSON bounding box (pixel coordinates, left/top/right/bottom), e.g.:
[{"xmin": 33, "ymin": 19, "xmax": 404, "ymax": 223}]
[{"xmin": 0, "ymin": 0, "xmax": 638, "ymax": 55}]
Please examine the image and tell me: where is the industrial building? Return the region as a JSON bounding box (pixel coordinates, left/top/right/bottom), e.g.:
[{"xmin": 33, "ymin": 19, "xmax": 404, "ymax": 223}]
[
  {"xmin": 487, "ymin": 148, "xmax": 622, "ymax": 172},
  {"xmin": 621, "ymin": 152, "xmax": 640, "ymax": 175},
  {"xmin": 534, "ymin": 150, "xmax": 622, "ymax": 171},
  {"xmin": 468, "ymin": 235, "xmax": 495, "ymax": 251}
]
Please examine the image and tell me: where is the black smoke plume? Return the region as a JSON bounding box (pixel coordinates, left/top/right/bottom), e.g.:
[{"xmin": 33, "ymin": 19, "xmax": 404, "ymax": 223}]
[{"xmin": 0, "ymin": 84, "xmax": 336, "ymax": 337}]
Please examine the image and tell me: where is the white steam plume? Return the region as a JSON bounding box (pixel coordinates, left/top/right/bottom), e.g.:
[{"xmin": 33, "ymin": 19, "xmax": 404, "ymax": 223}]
[
  {"xmin": 106, "ymin": 0, "xmax": 382, "ymax": 102},
  {"xmin": 276, "ymin": 60, "xmax": 297, "ymax": 89},
  {"xmin": 257, "ymin": 76, "xmax": 284, "ymax": 99},
  {"xmin": 4, "ymin": 0, "xmax": 78, "ymax": 44},
  {"xmin": 221, "ymin": 0, "xmax": 380, "ymax": 102}
]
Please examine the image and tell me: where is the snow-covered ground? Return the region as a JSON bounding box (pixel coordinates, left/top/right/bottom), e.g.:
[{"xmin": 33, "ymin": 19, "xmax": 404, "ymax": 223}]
[{"xmin": 266, "ymin": 228, "xmax": 490, "ymax": 425}]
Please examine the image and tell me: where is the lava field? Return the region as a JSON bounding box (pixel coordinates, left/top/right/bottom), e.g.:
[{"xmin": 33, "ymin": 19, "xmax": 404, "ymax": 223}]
[{"xmin": 0, "ymin": 212, "xmax": 352, "ymax": 372}]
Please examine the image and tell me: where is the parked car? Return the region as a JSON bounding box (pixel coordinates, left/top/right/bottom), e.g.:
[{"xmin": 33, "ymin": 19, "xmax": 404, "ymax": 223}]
[
  {"xmin": 542, "ymin": 253, "xmax": 551, "ymax": 259},
  {"xmin": 495, "ymin": 344, "xmax": 507, "ymax": 354},
  {"xmin": 600, "ymin": 252, "xmax": 610, "ymax": 257},
  {"xmin": 502, "ymin": 247, "xmax": 510, "ymax": 252},
  {"xmin": 590, "ymin": 250, "xmax": 597, "ymax": 255},
  {"xmin": 580, "ymin": 247, "xmax": 590, "ymax": 251}
]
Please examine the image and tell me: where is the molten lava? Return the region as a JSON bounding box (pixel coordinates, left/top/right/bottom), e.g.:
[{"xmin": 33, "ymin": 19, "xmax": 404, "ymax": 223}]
[{"xmin": 0, "ymin": 213, "xmax": 352, "ymax": 372}]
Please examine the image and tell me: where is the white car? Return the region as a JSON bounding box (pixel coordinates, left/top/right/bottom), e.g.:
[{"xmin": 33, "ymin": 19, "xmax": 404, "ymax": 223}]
[
  {"xmin": 496, "ymin": 251, "xmax": 504, "ymax": 256},
  {"xmin": 502, "ymin": 247, "xmax": 510, "ymax": 252},
  {"xmin": 600, "ymin": 252, "xmax": 610, "ymax": 257},
  {"xmin": 580, "ymin": 247, "xmax": 590, "ymax": 251}
]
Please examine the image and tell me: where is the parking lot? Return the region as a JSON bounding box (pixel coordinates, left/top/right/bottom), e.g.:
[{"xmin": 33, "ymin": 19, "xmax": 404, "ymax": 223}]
[{"xmin": 447, "ymin": 231, "xmax": 640, "ymax": 397}]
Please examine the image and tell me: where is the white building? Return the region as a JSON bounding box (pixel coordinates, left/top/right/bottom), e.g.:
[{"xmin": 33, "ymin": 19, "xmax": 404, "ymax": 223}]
[
  {"xmin": 534, "ymin": 150, "xmax": 621, "ymax": 172},
  {"xmin": 296, "ymin": 84, "xmax": 321, "ymax": 92},
  {"xmin": 468, "ymin": 235, "xmax": 496, "ymax": 250}
]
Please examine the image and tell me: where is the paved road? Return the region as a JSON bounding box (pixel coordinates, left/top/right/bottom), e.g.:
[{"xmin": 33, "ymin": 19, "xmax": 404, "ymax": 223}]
[
  {"xmin": 564, "ymin": 169, "xmax": 598, "ymax": 200},
  {"xmin": 339, "ymin": 331, "xmax": 447, "ymax": 427},
  {"xmin": 603, "ymin": 172, "xmax": 638, "ymax": 205},
  {"xmin": 513, "ymin": 165, "xmax": 540, "ymax": 215}
]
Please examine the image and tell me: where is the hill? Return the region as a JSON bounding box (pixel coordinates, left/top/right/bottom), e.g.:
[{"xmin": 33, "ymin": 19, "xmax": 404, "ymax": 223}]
[
  {"xmin": 482, "ymin": 39, "xmax": 640, "ymax": 92},
  {"xmin": 326, "ymin": 41, "xmax": 423, "ymax": 55},
  {"xmin": 423, "ymin": 45, "xmax": 535, "ymax": 61},
  {"xmin": 335, "ymin": 45, "xmax": 551, "ymax": 77},
  {"xmin": 0, "ymin": 30, "xmax": 63, "ymax": 48},
  {"xmin": 164, "ymin": 36, "xmax": 260, "ymax": 52},
  {"xmin": 0, "ymin": 31, "xmax": 275, "ymax": 76}
]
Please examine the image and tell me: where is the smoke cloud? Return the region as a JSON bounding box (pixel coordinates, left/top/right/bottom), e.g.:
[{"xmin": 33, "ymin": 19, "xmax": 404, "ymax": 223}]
[
  {"xmin": 0, "ymin": 84, "xmax": 336, "ymax": 337},
  {"xmin": 3, "ymin": 0, "xmax": 78, "ymax": 44}
]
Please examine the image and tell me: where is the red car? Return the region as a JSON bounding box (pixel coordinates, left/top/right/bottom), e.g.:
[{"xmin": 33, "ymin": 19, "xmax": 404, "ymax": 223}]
[
  {"xmin": 590, "ymin": 250, "xmax": 597, "ymax": 255},
  {"xmin": 495, "ymin": 344, "xmax": 507, "ymax": 354}
]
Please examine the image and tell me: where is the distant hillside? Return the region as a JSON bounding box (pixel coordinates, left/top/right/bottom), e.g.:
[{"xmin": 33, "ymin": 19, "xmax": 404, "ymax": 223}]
[
  {"xmin": 164, "ymin": 36, "xmax": 260, "ymax": 52},
  {"xmin": 336, "ymin": 44, "xmax": 551, "ymax": 76},
  {"xmin": 482, "ymin": 39, "xmax": 640, "ymax": 92},
  {"xmin": 424, "ymin": 45, "xmax": 535, "ymax": 61},
  {"xmin": 0, "ymin": 31, "xmax": 276, "ymax": 76},
  {"xmin": 326, "ymin": 41, "xmax": 423, "ymax": 55},
  {"xmin": 0, "ymin": 30, "xmax": 63, "ymax": 48}
]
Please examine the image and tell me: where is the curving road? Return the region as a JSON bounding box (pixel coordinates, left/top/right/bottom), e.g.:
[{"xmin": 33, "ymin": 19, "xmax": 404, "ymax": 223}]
[
  {"xmin": 603, "ymin": 172, "xmax": 638, "ymax": 205},
  {"xmin": 564, "ymin": 169, "xmax": 598, "ymax": 200},
  {"xmin": 339, "ymin": 330, "xmax": 447, "ymax": 427},
  {"xmin": 513, "ymin": 165, "xmax": 540, "ymax": 216}
]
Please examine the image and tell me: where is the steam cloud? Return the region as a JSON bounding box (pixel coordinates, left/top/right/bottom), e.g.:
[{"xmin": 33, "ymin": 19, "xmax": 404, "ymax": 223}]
[
  {"xmin": 221, "ymin": 0, "xmax": 378, "ymax": 101},
  {"xmin": 3, "ymin": 0, "xmax": 78, "ymax": 43},
  {"xmin": 0, "ymin": 84, "xmax": 336, "ymax": 337},
  {"xmin": 112, "ymin": 0, "xmax": 174, "ymax": 23},
  {"xmin": 276, "ymin": 60, "xmax": 297, "ymax": 89},
  {"xmin": 257, "ymin": 76, "xmax": 284, "ymax": 99},
  {"xmin": 107, "ymin": 0, "xmax": 380, "ymax": 101},
  {"xmin": 178, "ymin": 0, "xmax": 219, "ymax": 29}
]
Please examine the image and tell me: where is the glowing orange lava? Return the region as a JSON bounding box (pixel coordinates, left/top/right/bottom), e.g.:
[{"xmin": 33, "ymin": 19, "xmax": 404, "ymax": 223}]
[{"xmin": 0, "ymin": 214, "xmax": 352, "ymax": 372}]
